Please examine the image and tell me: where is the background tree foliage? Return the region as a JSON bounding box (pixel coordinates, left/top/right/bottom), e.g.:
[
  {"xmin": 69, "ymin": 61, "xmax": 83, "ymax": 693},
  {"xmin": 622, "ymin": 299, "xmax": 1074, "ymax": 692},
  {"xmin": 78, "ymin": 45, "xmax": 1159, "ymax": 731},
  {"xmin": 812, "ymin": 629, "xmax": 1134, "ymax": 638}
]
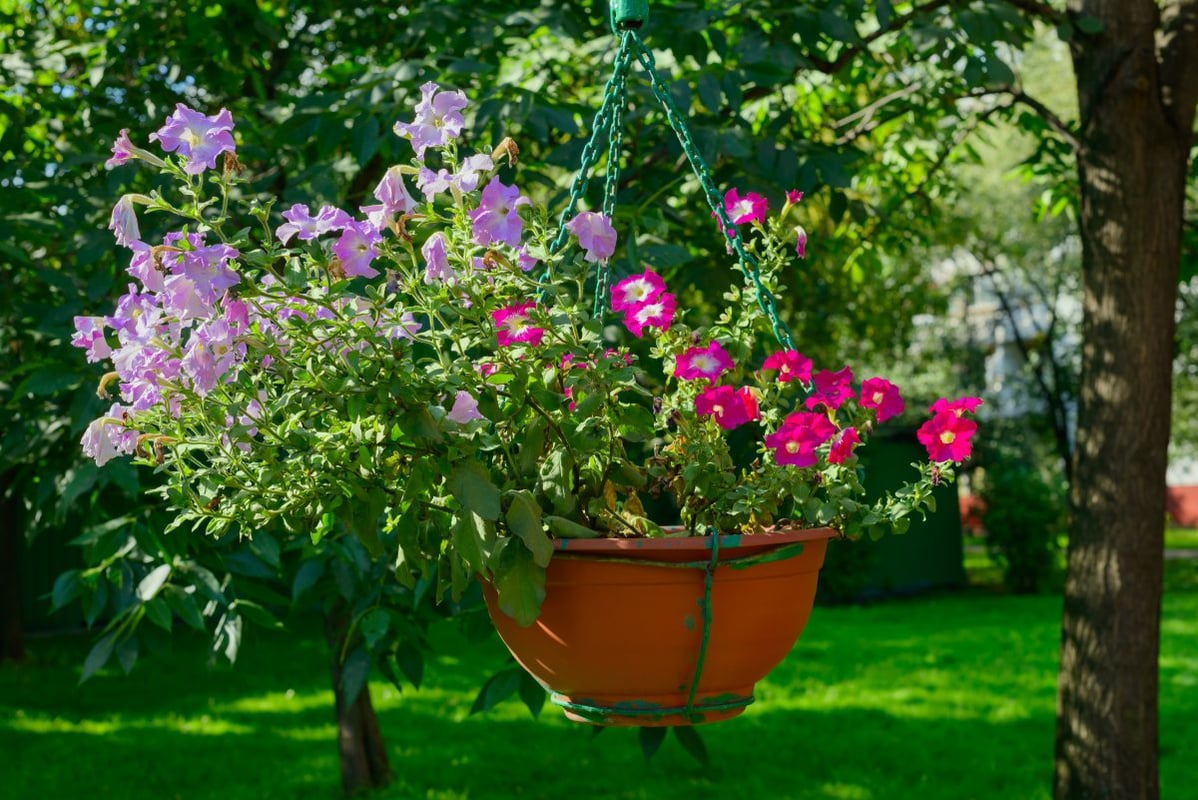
[{"xmin": 3, "ymin": 1, "xmax": 1195, "ymax": 797}]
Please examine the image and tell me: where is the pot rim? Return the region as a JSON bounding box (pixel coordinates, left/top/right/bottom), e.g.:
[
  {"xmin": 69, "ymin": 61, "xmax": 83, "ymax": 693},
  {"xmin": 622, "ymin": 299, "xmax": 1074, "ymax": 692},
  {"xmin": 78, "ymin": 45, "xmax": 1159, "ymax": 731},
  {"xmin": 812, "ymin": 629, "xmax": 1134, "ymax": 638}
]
[{"xmin": 552, "ymin": 525, "xmax": 837, "ymax": 553}]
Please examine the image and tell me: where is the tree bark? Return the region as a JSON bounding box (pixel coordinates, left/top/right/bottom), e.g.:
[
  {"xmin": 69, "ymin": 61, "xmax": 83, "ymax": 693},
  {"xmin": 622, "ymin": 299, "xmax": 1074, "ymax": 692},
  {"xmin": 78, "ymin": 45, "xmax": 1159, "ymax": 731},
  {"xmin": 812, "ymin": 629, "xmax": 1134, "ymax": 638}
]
[
  {"xmin": 1055, "ymin": 2, "xmax": 1198, "ymax": 798},
  {"xmin": 325, "ymin": 609, "xmax": 392, "ymax": 795}
]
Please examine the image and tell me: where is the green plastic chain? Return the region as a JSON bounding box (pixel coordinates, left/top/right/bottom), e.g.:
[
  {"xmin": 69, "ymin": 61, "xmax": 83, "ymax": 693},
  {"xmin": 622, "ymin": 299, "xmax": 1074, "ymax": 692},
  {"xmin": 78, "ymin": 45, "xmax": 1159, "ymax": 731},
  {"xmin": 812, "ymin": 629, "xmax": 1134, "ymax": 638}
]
[{"xmin": 549, "ymin": 9, "xmax": 797, "ymax": 350}]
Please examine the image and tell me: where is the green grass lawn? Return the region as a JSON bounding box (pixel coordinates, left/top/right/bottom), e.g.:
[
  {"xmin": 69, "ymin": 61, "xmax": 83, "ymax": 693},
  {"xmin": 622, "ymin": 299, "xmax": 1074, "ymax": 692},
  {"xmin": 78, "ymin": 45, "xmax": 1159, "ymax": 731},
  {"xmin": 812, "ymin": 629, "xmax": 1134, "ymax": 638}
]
[
  {"xmin": 4, "ymin": 569, "xmax": 1197, "ymax": 799},
  {"xmin": 1167, "ymin": 526, "xmax": 1198, "ymax": 550}
]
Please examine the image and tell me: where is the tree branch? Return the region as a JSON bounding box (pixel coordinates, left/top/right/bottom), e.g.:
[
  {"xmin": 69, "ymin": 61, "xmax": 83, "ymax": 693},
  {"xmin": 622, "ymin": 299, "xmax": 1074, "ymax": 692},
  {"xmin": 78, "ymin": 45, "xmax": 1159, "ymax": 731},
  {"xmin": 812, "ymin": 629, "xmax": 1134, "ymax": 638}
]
[{"xmin": 1009, "ymin": 88, "xmax": 1083, "ymax": 153}]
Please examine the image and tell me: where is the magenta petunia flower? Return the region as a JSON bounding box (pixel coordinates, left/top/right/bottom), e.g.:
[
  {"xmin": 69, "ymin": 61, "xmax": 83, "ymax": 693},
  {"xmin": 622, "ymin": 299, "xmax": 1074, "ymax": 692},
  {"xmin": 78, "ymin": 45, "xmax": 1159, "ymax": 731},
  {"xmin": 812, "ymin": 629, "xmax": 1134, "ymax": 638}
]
[
  {"xmin": 929, "ymin": 396, "xmax": 984, "ymax": 416},
  {"xmin": 276, "ymin": 204, "xmax": 352, "ymax": 244},
  {"xmin": 362, "ymin": 166, "xmax": 416, "ymax": 231},
  {"xmin": 565, "ymin": 211, "xmax": 618, "ymax": 263},
  {"xmin": 469, "ymin": 176, "xmax": 530, "ymax": 248},
  {"xmin": 109, "ymin": 195, "xmax": 141, "ymax": 248},
  {"xmin": 795, "ymin": 226, "xmax": 808, "ymax": 259},
  {"xmin": 765, "ymin": 412, "xmax": 837, "ymax": 468},
  {"xmin": 333, "ymin": 221, "xmax": 382, "ymax": 279},
  {"xmin": 393, "ymin": 81, "xmax": 468, "ymax": 159},
  {"xmin": 422, "ymin": 232, "xmax": 456, "ymax": 285},
  {"xmin": 714, "ymin": 188, "xmax": 768, "ymax": 231},
  {"xmin": 493, "ymin": 301, "xmax": 544, "ymax": 348},
  {"xmin": 804, "ymin": 366, "xmax": 856, "ymax": 411},
  {"xmin": 623, "ymin": 292, "xmax": 676, "ymax": 338},
  {"xmin": 149, "ymin": 104, "xmax": 236, "ymax": 175},
  {"xmin": 786, "ymin": 189, "xmax": 804, "ymax": 205},
  {"xmin": 695, "ymin": 385, "xmax": 760, "ymax": 431},
  {"xmin": 106, "ymin": 129, "xmax": 136, "ymax": 169},
  {"xmin": 761, "ymin": 349, "xmax": 813, "ymax": 384},
  {"xmin": 611, "ymin": 269, "xmax": 666, "ymax": 313},
  {"xmin": 828, "ymin": 426, "xmax": 862, "ymax": 464},
  {"xmin": 917, "ymin": 411, "xmax": 978, "ymax": 463},
  {"xmin": 675, "ymin": 341, "xmax": 734, "ymax": 382},
  {"xmin": 861, "ymin": 377, "xmax": 905, "ymax": 423}
]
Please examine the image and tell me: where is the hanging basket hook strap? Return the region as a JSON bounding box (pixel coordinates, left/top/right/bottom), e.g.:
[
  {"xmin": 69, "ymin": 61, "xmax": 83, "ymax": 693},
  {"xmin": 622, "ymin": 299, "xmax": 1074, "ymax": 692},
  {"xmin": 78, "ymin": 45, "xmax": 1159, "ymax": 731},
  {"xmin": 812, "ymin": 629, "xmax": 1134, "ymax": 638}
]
[
  {"xmin": 547, "ymin": 30, "xmax": 637, "ymax": 263},
  {"xmin": 683, "ymin": 530, "xmax": 720, "ymax": 720},
  {"xmin": 627, "ymin": 31, "xmax": 797, "ymax": 351}
]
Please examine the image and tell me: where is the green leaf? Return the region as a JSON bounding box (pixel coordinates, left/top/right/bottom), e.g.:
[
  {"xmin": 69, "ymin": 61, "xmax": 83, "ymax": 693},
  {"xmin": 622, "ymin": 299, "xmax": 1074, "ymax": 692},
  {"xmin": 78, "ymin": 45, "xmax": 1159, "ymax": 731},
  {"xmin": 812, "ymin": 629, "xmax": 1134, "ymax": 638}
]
[
  {"xmin": 80, "ymin": 633, "xmax": 115, "ymax": 683},
  {"xmin": 518, "ymin": 669, "xmax": 546, "ymax": 718},
  {"xmin": 116, "ymin": 636, "xmax": 138, "ymax": 675},
  {"xmin": 292, "ymin": 558, "xmax": 326, "ymax": 602},
  {"xmin": 340, "ymin": 647, "xmax": 372, "ymax": 705},
  {"xmin": 230, "ymin": 599, "xmax": 284, "ymax": 630},
  {"xmin": 516, "ymin": 418, "xmax": 546, "ymax": 477},
  {"xmin": 546, "ymin": 515, "xmax": 599, "ymax": 539},
  {"xmin": 673, "ymin": 726, "xmax": 711, "ymax": 767},
  {"xmin": 51, "ymin": 570, "xmax": 80, "ymax": 611},
  {"xmin": 359, "ymin": 608, "xmax": 391, "ymax": 650},
  {"xmin": 163, "ymin": 586, "xmax": 204, "ymax": 630},
  {"xmin": 135, "ymin": 564, "xmax": 172, "ymax": 602},
  {"xmin": 448, "ymin": 461, "xmax": 502, "ymax": 521},
  {"xmin": 490, "ymin": 539, "xmax": 546, "ymax": 626},
  {"xmin": 638, "ymin": 727, "xmax": 666, "ymax": 760},
  {"xmin": 505, "ymin": 491, "xmax": 551, "ymax": 568},
  {"xmin": 539, "ymin": 449, "xmax": 575, "ymax": 514},
  {"xmin": 1075, "ymin": 14, "xmax": 1103, "ymax": 34},
  {"xmin": 143, "ymin": 597, "xmax": 173, "ymax": 632},
  {"xmin": 469, "ymin": 667, "xmax": 523, "ymax": 715},
  {"xmin": 395, "ymin": 640, "xmax": 424, "ymax": 688},
  {"xmin": 452, "ymin": 512, "xmax": 489, "ymax": 574}
]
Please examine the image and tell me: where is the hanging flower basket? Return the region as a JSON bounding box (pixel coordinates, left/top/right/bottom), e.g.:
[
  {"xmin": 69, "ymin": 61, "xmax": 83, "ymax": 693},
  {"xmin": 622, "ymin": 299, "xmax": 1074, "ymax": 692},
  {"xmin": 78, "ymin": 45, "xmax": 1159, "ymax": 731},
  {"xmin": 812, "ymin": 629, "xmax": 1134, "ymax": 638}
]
[
  {"xmin": 483, "ymin": 527, "xmax": 836, "ymax": 726},
  {"xmin": 75, "ymin": 0, "xmax": 980, "ymax": 731}
]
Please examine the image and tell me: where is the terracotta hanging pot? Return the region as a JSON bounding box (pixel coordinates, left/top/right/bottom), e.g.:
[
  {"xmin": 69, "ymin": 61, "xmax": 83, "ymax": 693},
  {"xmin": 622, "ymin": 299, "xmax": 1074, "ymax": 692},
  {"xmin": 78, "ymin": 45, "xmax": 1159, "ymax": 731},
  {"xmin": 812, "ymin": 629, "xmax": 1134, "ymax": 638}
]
[{"xmin": 482, "ymin": 526, "xmax": 837, "ymax": 727}]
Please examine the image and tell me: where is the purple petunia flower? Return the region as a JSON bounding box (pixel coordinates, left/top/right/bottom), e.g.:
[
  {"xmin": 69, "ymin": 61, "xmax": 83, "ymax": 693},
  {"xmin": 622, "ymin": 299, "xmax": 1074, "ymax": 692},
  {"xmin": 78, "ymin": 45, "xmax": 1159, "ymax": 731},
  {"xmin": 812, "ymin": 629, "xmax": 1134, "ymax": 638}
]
[
  {"xmin": 416, "ymin": 167, "xmax": 453, "ymax": 200},
  {"xmin": 109, "ymin": 195, "xmax": 141, "ymax": 248},
  {"xmin": 149, "ymin": 104, "xmax": 236, "ymax": 175},
  {"xmin": 81, "ymin": 403, "xmax": 139, "ymax": 466},
  {"xmin": 106, "ymin": 129, "xmax": 136, "ymax": 169},
  {"xmin": 182, "ymin": 318, "xmax": 244, "ymax": 396},
  {"xmin": 422, "ymin": 232, "xmax": 456, "ymax": 285},
  {"xmin": 332, "ymin": 221, "xmax": 382, "ymax": 279},
  {"xmin": 393, "ymin": 82, "xmax": 469, "ymax": 159},
  {"xmin": 447, "ymin": 391, "xmax": 484, "ymax": 424},
  {"xmin": 454, "ymin": 153, "xmax": 494, "ymax": 193},
  {"xmin": 362, "ymin": 166, "xmax": 417, "ymax": 231},
  {"xmin": 276, "ymin": 204, "xmax": 352, "ymax": 244},
  {"xmin": 468, "ymin": 176, "xmax": 530, "ymax": 248},
  {"xmin": 565, "ymin": 212, "xmax": 617, "ymax": 263},
  {"xmin": 71, "ymin": 316, "xmax": 113, "ymax": 363}
]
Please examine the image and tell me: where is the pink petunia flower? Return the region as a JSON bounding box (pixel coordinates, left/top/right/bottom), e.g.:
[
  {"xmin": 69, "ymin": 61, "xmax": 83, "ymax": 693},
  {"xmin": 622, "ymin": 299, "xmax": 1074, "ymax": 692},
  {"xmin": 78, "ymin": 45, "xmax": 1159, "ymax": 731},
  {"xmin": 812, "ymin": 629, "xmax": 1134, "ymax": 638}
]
[
  {"xmin": 675, "ymin": 341, "xmax": 734, "ymax": 382},
  {"xmin": 447, "ymin": 391, "xmax": 484, "ymax": 424},
  {"xmin": 804, "ymin": 366, "xmax": 855, "ymax": 411},
  {"xmin": 695, "ymin": 385, "xmax": 760, "ymax": 431},
  {"xmin": 860, "ymin": 377, "xmax": 905, "ymax": 423},
  {"xmin": 332, "ymin": 221, "xmax": 382, "ymax": 279},
  {"xmin": 828, "ymin": 426, "xmax": 862, "ymax": 464},
  {"xmin": 623, "ymin": 292, "xmax": 676, "ymax": 338},
  {"xmin": 930, "ymin": 396, "xmax": 984, "ymax": 416},
  {"xmin": 761, "ymin": 349, "xmax": 813, "ymax": 384},
  {"xmin": 795, "ymin": 226, "xmax": 808, "ymax": 259},
  {"xmin": 917, "ymin": 411, "xmax": 978, "ymax": 463},
  {"xmin": 469, "ymin": 176, "xmax": 530, "ymax": 248},
  {"xmin": 765, "ymin": 412, "xmax": 837, "ymax": 468},
  {"xmin": 565, "ymin": 211, "xmax": 618, "ymax": 263},
  {"xmin": 493, "ymin": 301, "xmax": 544, "ymax": 348},
  {"xmin": 149, "ymin": 104, "xmax": 236, "ymax": 175},
  {"xmin": 718, "ymin": 188, "xmax": 768, "ymax": 227},
  {"xmin": 611, "ymin": 269, "xmax": 666, "ymax": 313},
  {"xmin": 393, "ymin": 82, "xmax": 468, "ymax": 159},
  {"xmin": 786, "ymin": 189, "xmax": 804, "ymax": 205}
]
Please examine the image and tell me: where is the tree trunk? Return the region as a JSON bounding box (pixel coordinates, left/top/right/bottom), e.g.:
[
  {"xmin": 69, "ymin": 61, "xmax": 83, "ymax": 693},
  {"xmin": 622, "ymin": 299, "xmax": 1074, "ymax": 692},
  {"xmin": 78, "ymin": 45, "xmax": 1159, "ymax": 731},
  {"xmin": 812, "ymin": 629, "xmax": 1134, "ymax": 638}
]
[
  {"xmin": 1, "ymin": 494, "xmax": 26, "ymax": 662},
  {"xmin": 1055, "ymin": 2, "xmax": 1198, "ymax": 798},
  {"xmin": 325, "ymin": 609, "xmax": 392, "ymax": 794}
]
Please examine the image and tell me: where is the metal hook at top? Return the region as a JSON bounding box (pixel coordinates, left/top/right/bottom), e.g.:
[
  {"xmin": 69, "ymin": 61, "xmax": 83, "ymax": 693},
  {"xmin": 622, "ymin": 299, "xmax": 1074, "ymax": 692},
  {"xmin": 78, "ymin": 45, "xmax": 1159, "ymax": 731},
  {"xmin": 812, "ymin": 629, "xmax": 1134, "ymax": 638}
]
[{"xmin": 609, "ymin": 0, "xmax": 649, "ymax": 33}]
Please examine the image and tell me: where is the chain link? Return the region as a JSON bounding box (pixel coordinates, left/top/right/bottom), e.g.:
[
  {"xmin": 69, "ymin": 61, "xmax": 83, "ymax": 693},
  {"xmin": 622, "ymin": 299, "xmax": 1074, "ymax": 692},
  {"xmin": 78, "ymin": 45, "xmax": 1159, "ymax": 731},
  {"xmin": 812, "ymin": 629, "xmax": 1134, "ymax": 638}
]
[
  {"xmin": 627, "ymin": 31, "xmax": 796, "ymax": 350},
  {"xmin": 594, "ymin": 80, "xmax": 626, "ymax": 316}
]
